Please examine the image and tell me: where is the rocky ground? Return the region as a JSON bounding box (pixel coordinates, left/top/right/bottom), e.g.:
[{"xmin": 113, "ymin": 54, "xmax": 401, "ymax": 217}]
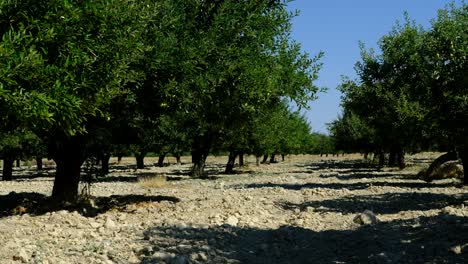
[{"xmin": 0, "ymin": 154, "xmax": 467, "ymax": 264}]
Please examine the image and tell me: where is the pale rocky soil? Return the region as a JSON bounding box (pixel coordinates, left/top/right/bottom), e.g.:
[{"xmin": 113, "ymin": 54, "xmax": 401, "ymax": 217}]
[{"xmin": 0, "ymin": 153, "xmax": 467, "ymax": 264}]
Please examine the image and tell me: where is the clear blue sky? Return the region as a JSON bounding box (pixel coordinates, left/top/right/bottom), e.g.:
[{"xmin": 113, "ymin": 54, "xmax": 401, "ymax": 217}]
[{"xmin": 287, "ymin": 0, "xmax": 461, "ymax": 134}]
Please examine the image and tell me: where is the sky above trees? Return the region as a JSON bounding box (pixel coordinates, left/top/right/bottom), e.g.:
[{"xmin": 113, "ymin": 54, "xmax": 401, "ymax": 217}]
[{"xmin": 287, "ymin": 0, "xmax": 464, "ymax": 134}]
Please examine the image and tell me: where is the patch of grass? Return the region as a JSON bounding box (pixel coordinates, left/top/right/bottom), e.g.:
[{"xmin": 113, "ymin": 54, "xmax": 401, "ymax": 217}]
[{"xmin": 138, "ymin": 175, "xmax": 167, "ymax": 188}]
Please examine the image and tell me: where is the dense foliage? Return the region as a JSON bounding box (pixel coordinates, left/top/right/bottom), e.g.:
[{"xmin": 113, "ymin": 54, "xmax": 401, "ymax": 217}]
[
  {"xmin": 0, "ymin": 0, "xmax": 323, "ymax": 201},
  {"xmin": 334, "ymin": 3, "xmax": 467, "ymax": 180}
]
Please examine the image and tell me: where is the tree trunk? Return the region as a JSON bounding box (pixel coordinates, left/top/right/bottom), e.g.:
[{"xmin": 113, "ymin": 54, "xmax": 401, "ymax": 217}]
[
  {"xmin": 363, "ymin": 152, "xmax": 368, "ymax": 160},
  {"xmin": 135, "ymin": 152, "xmax": 146, "ymax": 169},
  {"xmin": 422, "ymin": 151, "xmax": 458, "ymax": 182},
  {"xmin": 190, "ymin": 136, "xmax": 211, "ymax": 178},
  {"xmin": 2, "ymin": 157, "xmax": 14, "ymax": 181},
  {"xmin": 175, "ymin": 155, "xmax": 181, "ymax": 165},
  {"xmin": 388, "ymin": 151, "xmax": 397, "ymax": 167},
  {"xmin": 270, "ymin": 154, "xmax": 276, "ymax": 163},
  {"xmin": 397, "ymin": 150, "xmax": 406, "ymax": 169},
  {"xmin": 36, "ymin": 157, "xmax": 43, "ymax": 171},
  {"xmin": 256, "ymin": 156, "xmax": 261, "ymax": 166},
  {"xmin": 157, "ymin": 154, "xmax": 166, "ymax": 167},
  {"xmin": 378, "ymin": 152, "xmax": 385, "ymax": 167},
  {"xmin": 117, "ymin": 156, "xmax": 122, "ymax": 164},
  {"xmin": 15, "ymin": 159, "xmax": 20, "ymax": 168},
  {"xmin": 261, "ymin": 155, "xmax": 268, "ymax": 164},
  {"xmin": 225, "ymin": 151, "xmax": 237, "ymax": 174},
  {"xmin": 281, "ymin": 154, "xmax": 285, "ymax": 162},
  {"xmin": 101, "ymin": 153, "xmax": 111, "ymax": 175},
  {"xmin": 239, "ymin": 153, "xmax": 244, "ymax": 166},
  {"xmin": 460, "ymin": 147, "xmax": 468, "ymax": 185},
  {"xmin": 51, "ymin": 137, "xmax": 86, "ymax": 203}
]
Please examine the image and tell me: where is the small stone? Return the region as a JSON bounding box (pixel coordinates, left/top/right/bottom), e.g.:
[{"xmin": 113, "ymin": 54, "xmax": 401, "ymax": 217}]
[
  {"xmin": 441, "ymin": 206, "xmax": 456, "ymax": 215},
  {"xmin": 225, "ymin": 216, "xmax": 239, "ymax": 226},
  {"xmin": 90, "ymin": 221, "xmax": 101, "ymax": 228},
  {"xmin": 104, "ymin": 218, "xmax": 117, "ymax": 229},
  {"xmin": 152, "ymin": 251, "xmax": 174, "ymax": 261},
  {"xmin": 13, "ymin": 249, "xmax": 29, "ymax": 263},
  {"xmin": 450, "ymin": 245, "xmax": 462, "ymax": 255},
  {"xmin": 197, "ymin": 252, "xmax": 208, "ymax": 261},
  {"xmin": 353, "ymin": 210, "xmax": 379, "ymax": 225}
]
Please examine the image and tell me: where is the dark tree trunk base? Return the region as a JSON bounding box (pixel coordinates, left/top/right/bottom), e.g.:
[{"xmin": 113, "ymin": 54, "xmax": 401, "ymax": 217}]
[
  {"xmin": 225, "ymin": 152, "xmax": 237, "ymax": 174},
  {"xmin": 51, "ymin": 136, "xmax": 86, "ymax": 203},
  {"xmin": 388, "ymin": 151, "xmax": 397, "ymax": 167},
  {"xmin": 135, "ymin": 152, "xmax": 146, "ymax": 169},
  {"xmin": 36, "ymin": 157, "xmax": 43, "ymax": 171},
  {"xmin": 157, "ymin": 154, "xmax": 166, "ymax": 167},
  {"xmin": 175, "ymin": 155, "xmax": 181, "ymax": 165},
  {"xmin": 378, "ymin": 152, "xmax": 385, "ymax": 167},
  {"xmin": 239, "ymin": 153, "xmax": 244, "ymax": 166},
  {"xmin": 190, "ymin": 136, "xmax": 211, "ymax": 178},
  {"xmin": 270, "ymin": 154, "xmax": 276, "ymax": 164},
  {"xmin": 397, "ymin": 150, "xmax": 406, "ymax": 169},
  {"xmin": 101, "ymin": 154, "xmax": 111, "ymax": 175},
  {"xmin": 2, "ymin": 157, "xmax": 14, "ymax": 181}
]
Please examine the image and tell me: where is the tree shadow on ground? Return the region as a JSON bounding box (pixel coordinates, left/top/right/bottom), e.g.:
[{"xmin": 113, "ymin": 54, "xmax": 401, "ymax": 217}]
[
  {"xmin": 140, "ymin": 214, "xmax": 467, "ymax": 264},
  {"xmin": 296, "ymin": 159, "xmax": 378, "ymax": 170},
  {"xmin": 241, "ymin": 180, "xmax": 457, "ymax": 191},
  {"xmin": 0, "ymin": 192, "xmax": 180, "ymax": 218},
  {"xmin": 333, "ymin": 172, "xmax": 413, "ymax": 180},
  {"xmin": 278, "ymin": 192, "xmax": 468, "ymax": 215}
]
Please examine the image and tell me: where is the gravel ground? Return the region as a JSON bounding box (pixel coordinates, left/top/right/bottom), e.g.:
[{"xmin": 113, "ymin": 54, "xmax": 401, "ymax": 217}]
[{"xmin": 0, "ymin": 154, "xmax": 467, "ymax": 264}]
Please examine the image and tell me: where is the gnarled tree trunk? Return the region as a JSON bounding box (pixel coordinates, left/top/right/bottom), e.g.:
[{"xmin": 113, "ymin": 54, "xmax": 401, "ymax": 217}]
[
  {"xmin": 135, "ymin": 152, "xmax": 146, "ymax": 169},
  {"xmin": 157, "ymin": 154, "xmax": 166, "ymax": 167},
  {"xmin": 225, "ymin": 151, "xmax": 237, "ymax": 174},
  {"xmin": 422, "ymin": 151, "xmax": 458, "ymax": 182},
  {"xmin": 51, "ymin": 136, "xmax": 86, "ymax": 203},
  {"xmin": 36, "ymin": 157, "xmax": 43, "ymax": 171},
  {"xmin": 190, "ymin": 136, "xmax": 211, "ymax": 178},
  {"xmin": 270, "ymin": 154, "xmax": 276, "ymax": 163}
]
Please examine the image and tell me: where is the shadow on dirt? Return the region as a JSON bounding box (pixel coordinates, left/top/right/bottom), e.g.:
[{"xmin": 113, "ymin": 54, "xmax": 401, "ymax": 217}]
[
  {"xmin": 296, "ymin": 159, "xmax": 378, "ymax": 170},
  {"xmin": 278, "ymin": 192, "xmax": 468, "ymax": 214},
  {"xmin": 242, "ymin": 180, "xmax": 456, "ymax": 191},
  {"xmin": 140, "ymin": 214, "xmax": 467, "ymax": 264},
  {"xmin": 0, "ymin": 192, "xmax": 180, "ymax": 218}
]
